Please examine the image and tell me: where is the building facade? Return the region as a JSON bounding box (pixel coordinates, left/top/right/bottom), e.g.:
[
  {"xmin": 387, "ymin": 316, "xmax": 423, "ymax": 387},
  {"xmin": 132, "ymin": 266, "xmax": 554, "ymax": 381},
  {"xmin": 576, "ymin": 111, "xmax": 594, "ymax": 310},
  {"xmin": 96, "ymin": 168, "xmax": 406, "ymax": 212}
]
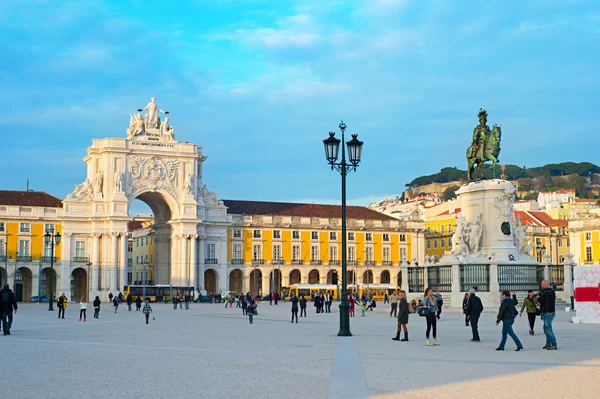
[{"xmin": 220, "ymin": 200, "xmax": 425, "ymax": 296}]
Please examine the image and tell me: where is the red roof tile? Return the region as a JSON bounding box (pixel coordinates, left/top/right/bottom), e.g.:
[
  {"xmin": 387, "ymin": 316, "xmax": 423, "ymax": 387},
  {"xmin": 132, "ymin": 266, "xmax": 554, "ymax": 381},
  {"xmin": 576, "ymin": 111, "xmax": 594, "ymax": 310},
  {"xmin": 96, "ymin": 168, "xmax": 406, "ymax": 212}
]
[
  {"xmin": 127, "ymin": 220, "xmax": 144, "ymax": 231},
  {"xmin": 222, "ymin": 199, "xmax": 397, "ymax": 220},
  {"xmin": 0, "ymin": 190, "xmax": 62, "ymax": 208},
  {"xmin": 514, "ymin": 211, "xmax": 545, "ymax": 227},
  {"xmin": 530, "ymin": 211, "xmax": 568, "ymax": 227}
]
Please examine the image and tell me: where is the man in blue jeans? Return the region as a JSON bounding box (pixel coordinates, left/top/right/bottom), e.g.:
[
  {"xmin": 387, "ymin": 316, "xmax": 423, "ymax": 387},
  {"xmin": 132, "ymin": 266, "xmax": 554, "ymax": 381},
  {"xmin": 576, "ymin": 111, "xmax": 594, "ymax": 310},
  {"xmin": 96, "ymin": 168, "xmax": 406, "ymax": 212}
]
[{"xmin": 538, "ymin": 280, "xmax": 557, "ymax": 350}]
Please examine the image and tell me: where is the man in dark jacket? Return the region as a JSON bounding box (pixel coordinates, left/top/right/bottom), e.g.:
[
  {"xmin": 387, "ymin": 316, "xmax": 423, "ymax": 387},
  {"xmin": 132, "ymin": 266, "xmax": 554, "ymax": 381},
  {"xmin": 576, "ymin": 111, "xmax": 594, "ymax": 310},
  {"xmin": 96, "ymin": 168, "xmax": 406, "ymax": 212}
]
[
  {"xmin": 465, "ymin": 288, "xmax": 484, "ymax": 342},
  {"xmin": 0, "ymin": 284, "xmax": 18, "ymax": 335},
  {"xmin": 57, "ymin": 292, "xmax": 67, "ymax": 319},
  {"xmin": 299, "ymin": 295, "xmax": 307, "ymax": 317},
  {"xmin": 538, "ymin": 280, "xmax": 557, "ymax": 350}
]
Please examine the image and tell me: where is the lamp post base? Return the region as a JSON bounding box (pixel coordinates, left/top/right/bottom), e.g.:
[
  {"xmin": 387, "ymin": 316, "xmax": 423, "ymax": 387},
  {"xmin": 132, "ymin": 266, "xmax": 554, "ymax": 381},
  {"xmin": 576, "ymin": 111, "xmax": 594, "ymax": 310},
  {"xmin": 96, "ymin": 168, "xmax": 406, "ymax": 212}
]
[{"xmin": 337, "ymin": 301, "xmax": 352, "ymax": 337}]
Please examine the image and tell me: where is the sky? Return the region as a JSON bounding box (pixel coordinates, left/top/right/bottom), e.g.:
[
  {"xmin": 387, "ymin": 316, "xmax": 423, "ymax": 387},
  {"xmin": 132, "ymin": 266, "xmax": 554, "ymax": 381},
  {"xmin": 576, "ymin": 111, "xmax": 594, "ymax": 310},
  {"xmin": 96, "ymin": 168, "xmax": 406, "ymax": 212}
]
[{"xmin": 1, "ymin": 0, "xmax": 598, "ymax": 214}]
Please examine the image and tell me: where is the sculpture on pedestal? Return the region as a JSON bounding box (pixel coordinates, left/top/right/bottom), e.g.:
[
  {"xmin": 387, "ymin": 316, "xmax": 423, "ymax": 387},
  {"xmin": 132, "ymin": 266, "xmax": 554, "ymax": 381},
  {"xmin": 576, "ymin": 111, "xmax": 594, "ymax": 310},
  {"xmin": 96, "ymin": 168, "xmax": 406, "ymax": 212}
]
[
  {"xmin": 513, "ymin": 214, "xmax": 527, "ymax": 255},
  {"xmin": 114, "ymin": 170, "xmax": 124, "ymax": 193},
  {"xmin": 127, "ymin": 113, "xmax": 145, "ymax": 138},
  {"xmin": 201, "ymin": 184, "xmax": 217, "ymax": 206},
  {"xmin": 450, "ymin": 215, "xmax": 470, "ymax": 256},
  {"xmin": 466, "ymin": 109, "xmax": 502, "ymax": 180},
  {"xmin": 142, "ymin": 97, "xmax": 167, "ymax": 129},
  {"xmin": 160, "ymin": 117, "xmax": 175, "ymax": 140},
  {"xmin": 67, "ymin": 178, "xmax": 93, "ymax": 201},
  {"xmin": 450, "ymin": 213, "xmax": 483, "ymax": 257},
  {"xmin": 184, "ymin": 173, "xmax": 194, "ymax": 195},
  {"xmin": 94, "ymin": 170, "xmax": 104, "ymax": 194}
]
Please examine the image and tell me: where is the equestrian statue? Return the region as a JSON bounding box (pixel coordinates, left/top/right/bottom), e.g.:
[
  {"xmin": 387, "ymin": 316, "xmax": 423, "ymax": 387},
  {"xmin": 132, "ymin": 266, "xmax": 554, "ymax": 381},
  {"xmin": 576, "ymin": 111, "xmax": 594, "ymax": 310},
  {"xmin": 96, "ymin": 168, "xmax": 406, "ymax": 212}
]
[{"xmin": 466, "ymin": 108, "xmax": 502, "ymax": 181}]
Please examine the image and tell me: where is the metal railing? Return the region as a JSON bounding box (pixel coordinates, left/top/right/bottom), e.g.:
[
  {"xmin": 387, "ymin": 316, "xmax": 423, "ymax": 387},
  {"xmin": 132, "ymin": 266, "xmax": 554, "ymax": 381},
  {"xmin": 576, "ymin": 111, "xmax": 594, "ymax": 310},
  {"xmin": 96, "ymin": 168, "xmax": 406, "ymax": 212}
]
[
  {"xmin": 252, "ymin": 259, "xmax": 265, "ymax": 265},
  {"xmin": 329, "ymin": 260, "xmax": 340, "ymax": 266},
  {"xmin": 310, "ymin": 259, "xmax": 322, "ymax": 265},
  {"xmin": 536, "ymin": 265, "xmax": 545, "ymax": 285},
  {"xmin": 364, "ymin": 260, "xmax": 376, "ymax": 266},
  {"xmin": 73, "ymin": 256, "xmax": 89, "ymax": 263},
  {"xmin": 407, "ymin": 267, "xmax": 424, "ymax": 293},
  {"xmin": 382, "ymin": 261, "xmax": 393, "ymax": 266},
  {"xmin": 291, "ymin": 260, "xmax": 303, "ymax": 265},
  {"xmin": 231, "ymin": 259, "xmax": 244, "ymax": 265},
  {"xmin": 205, "ymin": 259, "xmax": 219, "ymax": 264},
  {"xmin": 347, "ymin": 260, "xmax": 358, "ymax": 266},
  {"xmin": 17, "ymin": 256, "xmax": 33, "ymax": 262},
  {"xmin": 550, "ymin": 265, "xmax": 565, "ymax": 291},
  {"xmin": 426, "ymin": 266, "xmax": 452, "ymax": 292},
  {"xmin": 40, "ymin": 256, "xmax": 57, "ymax": 263},
  {"xmin": 498, "ymin": 264, "xmax": 539, "ymax": 291},
  {"xmin": 460, "ymin": 264, "xmax": 490, "ymax": 292},
  {"xmin": 272, "ymin": 259, "xmax": 284, "ymax": 265}
]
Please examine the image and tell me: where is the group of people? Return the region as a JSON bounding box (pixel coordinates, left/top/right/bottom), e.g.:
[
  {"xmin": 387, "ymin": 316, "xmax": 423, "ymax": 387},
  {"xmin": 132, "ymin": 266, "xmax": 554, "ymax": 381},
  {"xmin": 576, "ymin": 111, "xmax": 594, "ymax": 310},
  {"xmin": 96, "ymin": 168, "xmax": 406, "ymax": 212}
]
[{"xmin": 459, "ymin": 280, "xmax": 558, "ymax": 350}]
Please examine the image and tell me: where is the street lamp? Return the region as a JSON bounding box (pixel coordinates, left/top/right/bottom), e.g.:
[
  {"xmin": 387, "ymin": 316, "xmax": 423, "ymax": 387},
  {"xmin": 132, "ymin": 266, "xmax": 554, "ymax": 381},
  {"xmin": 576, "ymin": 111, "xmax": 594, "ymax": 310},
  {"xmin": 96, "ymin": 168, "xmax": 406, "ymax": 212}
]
[
  {"xmin": 323, "ymin": 121, "xmax": 364, "ymax": 337},
  {"xmin": 44, "ymin": 231, "xmax": 61, "ymax": 311}
]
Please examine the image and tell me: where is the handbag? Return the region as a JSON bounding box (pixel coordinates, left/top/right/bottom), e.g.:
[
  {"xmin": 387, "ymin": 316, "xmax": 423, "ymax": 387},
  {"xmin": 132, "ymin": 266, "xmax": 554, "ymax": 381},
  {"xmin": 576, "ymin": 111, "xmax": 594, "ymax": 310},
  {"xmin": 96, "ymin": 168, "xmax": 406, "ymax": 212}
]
[
  {"xmin": 408, "ymin": 303, "xmax": 415, "ymax": 314},
  {"xmin": 418, "ymin": 307, "xmax": 430, "ymax": 317}
]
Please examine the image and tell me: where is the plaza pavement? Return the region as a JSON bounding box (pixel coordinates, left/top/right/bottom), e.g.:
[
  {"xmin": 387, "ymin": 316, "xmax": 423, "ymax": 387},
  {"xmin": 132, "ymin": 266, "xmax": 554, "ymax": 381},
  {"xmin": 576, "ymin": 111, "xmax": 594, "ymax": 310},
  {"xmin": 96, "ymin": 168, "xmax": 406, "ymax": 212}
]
[{"xmin": 2, "ymin": 301, "xmax": 599, "ymax": 399}]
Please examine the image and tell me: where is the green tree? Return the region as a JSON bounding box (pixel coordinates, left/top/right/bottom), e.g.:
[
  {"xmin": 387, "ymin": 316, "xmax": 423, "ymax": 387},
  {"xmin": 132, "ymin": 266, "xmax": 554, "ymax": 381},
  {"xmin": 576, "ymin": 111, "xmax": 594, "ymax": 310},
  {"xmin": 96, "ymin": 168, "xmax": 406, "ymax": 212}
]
[{"xmin": 442, "ymin": 185, "xmax": 461, "ymax": 201}]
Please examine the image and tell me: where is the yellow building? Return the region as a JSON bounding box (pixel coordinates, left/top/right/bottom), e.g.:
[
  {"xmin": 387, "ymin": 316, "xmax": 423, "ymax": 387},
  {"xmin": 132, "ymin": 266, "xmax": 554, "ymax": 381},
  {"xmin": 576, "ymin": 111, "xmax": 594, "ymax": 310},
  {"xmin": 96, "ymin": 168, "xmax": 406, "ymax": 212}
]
[
  {"xmin": 568, "ymin": 218, "xmax": 600, "ymax": 265},
  {"xmin": 514, "ymin": 211, "xmax": 569, "ymax": 264},
  {"xmin": 131, "ymin": 221, "xmax": 155, "ymax": 285},
  {"xmin": 423, "ymin": 201, "xmax": 459, "ymax": 260},
  {"xmin": 0, "ymin": 190, "xmax": 64, "ymax": 301},
  {"xmin": 220, "ymin": 200, "xmax": 425, "ymax": 296}
]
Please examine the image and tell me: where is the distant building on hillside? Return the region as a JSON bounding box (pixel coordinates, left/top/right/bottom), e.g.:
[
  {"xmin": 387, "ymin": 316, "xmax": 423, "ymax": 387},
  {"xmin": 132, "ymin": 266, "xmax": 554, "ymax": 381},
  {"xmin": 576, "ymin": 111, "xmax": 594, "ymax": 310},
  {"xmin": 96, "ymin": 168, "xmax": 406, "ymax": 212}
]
[
  {"xmin": 369, "ymin": 194, "xmax": 440, "ymax": 221},
  {"xmin": 537, "ymin": 189, "xmax": 575, "ymax": 210},
  {"xmin": 513, "ymin": 200, "xmax": 539, "ymax": 212}
]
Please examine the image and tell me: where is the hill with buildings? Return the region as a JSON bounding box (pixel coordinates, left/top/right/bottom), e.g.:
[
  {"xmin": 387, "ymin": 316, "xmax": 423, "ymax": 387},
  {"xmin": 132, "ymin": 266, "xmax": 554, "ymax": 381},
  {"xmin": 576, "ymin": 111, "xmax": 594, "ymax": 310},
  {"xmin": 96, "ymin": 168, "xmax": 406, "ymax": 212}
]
[{"xmin": 404, "ymin": 162, "xmax": 600, "ymax": 201}]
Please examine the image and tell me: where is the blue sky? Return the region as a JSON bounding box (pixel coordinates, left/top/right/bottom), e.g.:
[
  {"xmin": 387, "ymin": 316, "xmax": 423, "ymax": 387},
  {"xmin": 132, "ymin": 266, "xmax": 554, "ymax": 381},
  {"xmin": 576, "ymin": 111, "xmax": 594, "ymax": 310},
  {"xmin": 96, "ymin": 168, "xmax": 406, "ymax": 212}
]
[{"xmin": 1, "ymin": 0, "xmax": 598, "ymax": 213}]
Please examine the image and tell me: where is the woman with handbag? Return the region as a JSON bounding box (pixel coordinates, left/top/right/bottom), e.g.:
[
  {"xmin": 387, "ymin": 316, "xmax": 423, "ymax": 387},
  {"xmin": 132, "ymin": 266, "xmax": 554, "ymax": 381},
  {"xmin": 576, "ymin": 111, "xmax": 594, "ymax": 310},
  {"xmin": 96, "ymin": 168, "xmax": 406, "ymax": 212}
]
[
  {"xmin": 392, "ymin": 290, "xmax": 410, "ymax": 342},
  {"xmin": 422, "ymin": 287, "xmax": 439, "ymax": 346},
  {"xmin": 519, "ymin": 289, "xmax": 539, "ymax": 335}
]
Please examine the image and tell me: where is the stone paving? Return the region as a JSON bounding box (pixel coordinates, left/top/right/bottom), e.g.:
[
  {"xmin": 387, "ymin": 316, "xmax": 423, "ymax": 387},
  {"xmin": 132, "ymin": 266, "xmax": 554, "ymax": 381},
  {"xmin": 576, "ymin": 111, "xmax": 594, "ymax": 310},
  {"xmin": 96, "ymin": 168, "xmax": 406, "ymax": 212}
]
[{"xmin": 2, "ymin": 301, "xmax": 599, "ymax": 399}]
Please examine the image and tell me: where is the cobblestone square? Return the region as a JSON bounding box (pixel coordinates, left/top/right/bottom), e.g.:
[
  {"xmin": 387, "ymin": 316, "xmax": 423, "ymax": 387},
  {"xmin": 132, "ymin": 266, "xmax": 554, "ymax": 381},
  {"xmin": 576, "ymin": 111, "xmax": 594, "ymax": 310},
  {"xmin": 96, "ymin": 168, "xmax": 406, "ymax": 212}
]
[{"xmin": 3, "ymin": 302, "xmax": 599, "ymax": 398}]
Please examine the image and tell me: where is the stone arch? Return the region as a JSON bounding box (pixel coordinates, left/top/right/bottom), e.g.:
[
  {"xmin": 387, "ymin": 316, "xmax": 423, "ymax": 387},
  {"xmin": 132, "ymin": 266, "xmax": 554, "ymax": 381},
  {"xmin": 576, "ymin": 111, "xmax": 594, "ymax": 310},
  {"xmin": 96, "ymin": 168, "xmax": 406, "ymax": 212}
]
[
  {"xmin": 289, "ymin": 269, "xmax": 301, "ymax": 285},
  {"xmin": 270, "ymin": 269, "xmax": 282, "ymax": 293},
  {"xmin": 346, "ymin": 270, "xmax": 356, "ymax": 285},
  {"xmin": 204, "ymin": 268, "xmax": 218, "ymax": 295},
  {"xmin": 229, "ymin": 269, "xmax": 243, "ymax": 294},
  {"xmin": 16, "ymin": 266, "xmax": 34, "ymax": 302},
  {"xmin": 380, "ymin": 270, "xmax": 390, "ymax": 284},
  {"xmin": 362, "ymin": 270, "xmax": 373, "ymax": 284},
  {"xmin": 41, "ymin": 267, "xmax": 57, "ymax": 300},
  {"xmin": 250, "ymin": 269, "xmax": 262, "ymax": 296},
  {"xmin": 71, "ymin": 267, "xmax": 88, "ymax": 302},
  {"xmin": 308, "ymin": 269, "xmax": 320, "ymax": 284},
  {"xmin": 128, "ymin": 189, "xmax": 180, "ymax": 221},
  {"xmin": 327, "ymin": 270, "xmax": 339, "ymax": 285}
]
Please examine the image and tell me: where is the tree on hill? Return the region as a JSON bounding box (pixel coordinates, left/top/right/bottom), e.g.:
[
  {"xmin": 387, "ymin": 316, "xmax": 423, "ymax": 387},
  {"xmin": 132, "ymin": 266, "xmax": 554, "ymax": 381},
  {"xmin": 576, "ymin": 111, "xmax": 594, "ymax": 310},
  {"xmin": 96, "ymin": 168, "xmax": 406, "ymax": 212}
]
[{"xmin": 442, "ymin": 185, "xmax": 461, "ymax": 201}]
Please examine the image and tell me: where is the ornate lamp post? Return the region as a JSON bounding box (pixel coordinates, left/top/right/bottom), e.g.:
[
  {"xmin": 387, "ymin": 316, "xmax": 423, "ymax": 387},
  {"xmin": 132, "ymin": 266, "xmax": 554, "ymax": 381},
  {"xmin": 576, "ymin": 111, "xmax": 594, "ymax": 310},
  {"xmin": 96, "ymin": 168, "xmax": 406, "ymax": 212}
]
[
  {"xmin": 44, "ymin": 231, "xmax": 61, "ymax": 311},
  {"xmin": 323, "ymin": 121, "xmax": 364, "ymax": 337}
]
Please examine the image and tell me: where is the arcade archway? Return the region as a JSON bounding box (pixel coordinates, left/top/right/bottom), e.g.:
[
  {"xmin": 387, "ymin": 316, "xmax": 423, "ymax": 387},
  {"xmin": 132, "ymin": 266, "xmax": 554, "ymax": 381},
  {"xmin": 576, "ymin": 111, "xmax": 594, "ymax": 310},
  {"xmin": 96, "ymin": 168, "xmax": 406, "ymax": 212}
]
[
  {"xmin": 229, "ymin": 269, "xmax": 242, "ymax": 294},
  {"xmin": 250, "ymin": 269, "xmax": 262, "ymax": 296},
  {"xmin": 327, "ymin": 270, "xmax": 339, "ymax": 285},
  {"xmin": 71, "ymin": 267, "xmax": 88, "ymax": 302},
  {"xmin": 41, "ymin": 267, "xmax": 57, "ymax": 299},
  {"xmin": 289, "ymin": 269, "xmax": 301, "ymax": 285},
  {"xmin": 363, "ymin": 270, "xmax": 373, "ymax": 284},
  {"xmin": 308, "ymin": 269, "xmax": 320, "ymax": 284},
  {"xmin": 16, "ymin": 267, "xmax": 33, "ymax": 302},
  {"xmin": 380, "ymin": 270, "xmax": 390, "ymax": 284},
  {"xmin": 204, "ymin": 269, "xmax": 218, "ymax": 294},
  {"xmin": 270, "ymin": 269, "xmax": 282, "ymax": 293}
]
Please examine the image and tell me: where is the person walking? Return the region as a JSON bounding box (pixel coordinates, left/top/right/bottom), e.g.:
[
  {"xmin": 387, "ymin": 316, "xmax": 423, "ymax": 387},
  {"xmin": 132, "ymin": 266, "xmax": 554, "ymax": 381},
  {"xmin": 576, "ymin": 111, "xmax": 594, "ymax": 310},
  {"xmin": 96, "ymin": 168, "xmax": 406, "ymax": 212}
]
[
  {"xmin": 247, "ymin": 301, "xmax": 255, "ymax": 324},
  {"xmin": 57, "ymin": 292, "xmax": 67, "ymax": 319},
  {"xmin": 127, "ymin": 294, "xmax": 133, "ymax": 311},
  {"xmin": 185, "ymin": 294, "xmax": 190, "ymax": 310},
  {"xmin": 118, "ymin": 292, "xmax": 123, "ymax": 304},
  {"xmin": 113, "ymin": 296, "xmax": 119, "ymax": 313},
  {"xmin": 392, "ymin": 290, "xmax": 409, "ymax": 341},
  {"xmin": 361, "ymin": 301, "xmax": 367, "ymax": 317},
  {"xmin": 326, "ymin": 292, "xmax": 332, "ymax": 313},
  {"xmin": 142, "ymin": 298, "xmax": 153, "ymax": 324},
  {"xmin": 299, "ymin": 295, "xmax": 307, "ymax": 317},
  {"xmin": 384, "ymin": 292, "xmax": 389, "ymax": 305},
  {"xmin": 241, "ymin": 296, "xmax": 248, "ymax": 315},
  {"xmin": 423, "ymin": 288, "xmax": 439, "ymax": 346},
  {"xmin": 78, "ymin": 297, "xmax": 87, "ymax": 322},
  {"xmin": 519, "ymin": 290, "xmax": 539, "ymax": 336},
  {"xmin": 108, "ymin": 292, "xmax": 113, "ymax": 307},
  {"xmin": 349, "ymin": 294, "xmax": 355, "ymax": 317},
  {"xmin": 179, "ymin": 295, "xmax": 184, "ymax": 309},
  {"xmin": 172, "ymin": 295, "xmax": 178, "ymax": 310},
  {"xmin": 93, "ymin": 296, "xmax": 101, "ymax": 319},
  {"xmin": 434, "ymin": 291, "xmax": 443, "ymax": 320},
  {"xmin": 462, "ymin": 292, "xmax": 470, "ymax": 326},
  {"xmin": 465, "ymin": 288, "xmax": 483, "ymax": 342},
  {"xmin": 236, "ymin": 295, "xmax": 241, "ymax": 309},
  {"xmin": 389, "ymin": 291, "xmax": 398, "ymax": 318},
  {"xmin": 135, "ymin": 296, "xmax": 142, "ymax": 311},
  {"xmin": 0, "ymin": 284, "xmax": 18, "ymax": 336},
  {"xmin": 538, "ymin": 280, "xmax": 557, "ymax": 350},
  {"xmin": 495, "ymin": 290, "xmax": 523, "ymax": 351},
  {"xmin": 291, "ymin": 294, "xmax": 299, "ymax": 323}
]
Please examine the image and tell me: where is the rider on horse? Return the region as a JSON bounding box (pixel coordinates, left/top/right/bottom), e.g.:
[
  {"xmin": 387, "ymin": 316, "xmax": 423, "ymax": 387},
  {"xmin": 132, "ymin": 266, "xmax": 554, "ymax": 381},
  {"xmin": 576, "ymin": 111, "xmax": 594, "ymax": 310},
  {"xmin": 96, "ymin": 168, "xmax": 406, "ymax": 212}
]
[{"xmin": 469, "ymin": 109, "xmax": 490, "ymax": 160}]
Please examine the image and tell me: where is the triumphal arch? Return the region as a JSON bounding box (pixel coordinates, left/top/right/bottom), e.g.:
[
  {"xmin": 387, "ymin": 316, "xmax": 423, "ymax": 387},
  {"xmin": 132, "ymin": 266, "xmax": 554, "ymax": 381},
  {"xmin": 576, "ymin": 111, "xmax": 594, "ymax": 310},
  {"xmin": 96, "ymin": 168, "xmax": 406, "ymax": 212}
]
[{"xmin": 60, "ymin": 98, "xmax": 229, "ymax": 300}]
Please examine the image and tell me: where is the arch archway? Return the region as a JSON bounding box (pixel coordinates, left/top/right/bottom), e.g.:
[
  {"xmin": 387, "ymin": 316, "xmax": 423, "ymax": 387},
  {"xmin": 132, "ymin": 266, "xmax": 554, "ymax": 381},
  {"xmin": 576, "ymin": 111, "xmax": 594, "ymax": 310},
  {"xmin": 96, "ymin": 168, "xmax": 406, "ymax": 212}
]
[
  {"xmin": 362, "ymin": 270, "xmax": 373, "ymax": 284},
  {"xmin": 327, "ymin": 270, "xmax": 339, "ymax": 285},
  {"xmin": 41, "ymin": 267, "xmax": 57, "ymax": 300},
  {"xmin": 308, "ymin": 269, "xmax": 320, "ymax": 284},
  {"xmin": 289, "ymin": 269, "xmax": 301, "ymax": 285},
  {"xmin": 16, "ymin": 267, "xmax": 33, "ymax": 302},
  {"xmin": 229, "ymin": 269, "xmax": 242, "ymax": 294},
  {"xmin": 346, "ymin": 270, "xmax": 356, "ymax": 285},
  {"xmin": 71, "ymin": 267, "xmax": 88, "ymax": 302},
  {"xmin": 204, "ymin": 269, "xmax": 218, "ymax": 294},
  {"xmin": 250, "ymin": 269, "xmax": 262, "ymax": 296},
  {"xmin": 270, "ymin": 269, "xmax": 282, "ymax": 293},
  {"xmin": 380, "ymin": 270, "xmax": 390, "ymax": 284}
]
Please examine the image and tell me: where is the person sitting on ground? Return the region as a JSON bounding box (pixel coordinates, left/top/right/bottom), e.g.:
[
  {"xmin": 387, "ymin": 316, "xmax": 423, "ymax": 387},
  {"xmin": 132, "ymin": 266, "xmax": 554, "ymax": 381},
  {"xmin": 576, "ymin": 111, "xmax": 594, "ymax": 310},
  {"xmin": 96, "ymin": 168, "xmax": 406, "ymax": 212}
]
[{"xmin": 366, "ymin": 299, "xmax": 377, "ymax": 311}]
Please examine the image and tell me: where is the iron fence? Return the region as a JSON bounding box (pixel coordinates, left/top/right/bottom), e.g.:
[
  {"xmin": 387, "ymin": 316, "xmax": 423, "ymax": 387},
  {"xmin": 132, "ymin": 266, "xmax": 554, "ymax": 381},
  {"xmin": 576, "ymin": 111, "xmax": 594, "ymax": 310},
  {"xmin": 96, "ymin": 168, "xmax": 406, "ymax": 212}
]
[
  {"xmin": 498, "ymin": 264, "xmax": 539, "ymax": 291},
  {"xmin": 407, "ymin": 267, "xmax": 424, "ymax": 293},
  {"xmin": 426, "ymin": 266, "xmax": 452, "ymax": 292},
  {"xmin": 549, "ymin": 265, "xmax": 565, "ymax": 291},
  {"xmin": 460, "ymin": 264, "xmax": 490, "ymax": 292},
  {"xmin": 536, "ymin": 265, "xmax": 545, "ymax": 285}
]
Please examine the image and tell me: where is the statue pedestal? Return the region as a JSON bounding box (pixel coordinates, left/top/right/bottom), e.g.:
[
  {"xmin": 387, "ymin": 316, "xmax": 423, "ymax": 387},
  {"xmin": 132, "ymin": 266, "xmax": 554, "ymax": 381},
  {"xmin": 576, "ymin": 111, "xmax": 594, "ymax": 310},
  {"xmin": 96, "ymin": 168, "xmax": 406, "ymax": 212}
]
[{"xmin": 455, "ymin": 179, "xmax": 536, "ymax": 264}]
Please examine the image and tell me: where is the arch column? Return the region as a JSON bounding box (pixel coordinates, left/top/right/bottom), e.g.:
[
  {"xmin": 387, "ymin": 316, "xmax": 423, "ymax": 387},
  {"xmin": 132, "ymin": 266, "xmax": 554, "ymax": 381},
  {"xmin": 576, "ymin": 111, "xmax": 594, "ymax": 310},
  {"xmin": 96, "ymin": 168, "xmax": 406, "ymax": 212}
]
[
  {"xmin": 242, "ymin": 274, "xmax": 250, "ymax": 294},
  {"xmin": 111, "ymin": 233, "xmax": 118, "ymax": 292},
  {"xmin": 92, "ymin": 233, "xmax": 100, "ymax": 292},
  {"xmin": 190, "ymin": 235, "xmax": 198, "ymax": 290},
  {"xmin": 260, "ymin": 269, "xmax": 269, "ymax": 296},
  {"xmin": 120, "ymin": 233, "xmax": 127, "ymax": 289},
  {"xmin": 181, "ymin": 235, "xmax": 189, "ymax": 287},
  {"xmin": 198, "ymin": 236, "xmax": 206, "ymax": 293},
  {"xmin": 219, "ymin": 237, "xmax": 228, "ymax": 292}
]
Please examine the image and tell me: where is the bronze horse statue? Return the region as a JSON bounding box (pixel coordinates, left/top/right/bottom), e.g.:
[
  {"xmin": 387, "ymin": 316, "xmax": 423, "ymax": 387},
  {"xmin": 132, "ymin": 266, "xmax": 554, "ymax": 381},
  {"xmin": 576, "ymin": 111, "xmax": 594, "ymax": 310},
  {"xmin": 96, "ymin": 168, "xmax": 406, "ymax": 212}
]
[{"xmin": 466, "ymin": 124, "xmax": 501, "ymax": 180}]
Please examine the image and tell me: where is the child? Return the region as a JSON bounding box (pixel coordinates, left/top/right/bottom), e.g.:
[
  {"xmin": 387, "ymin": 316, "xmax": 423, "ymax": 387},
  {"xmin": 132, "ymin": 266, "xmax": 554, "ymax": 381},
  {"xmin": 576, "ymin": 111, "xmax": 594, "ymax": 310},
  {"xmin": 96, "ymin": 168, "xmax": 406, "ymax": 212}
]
[
  {"xmin": 247, "ymin": 301, "xmax": 255, "ymax": 324},
  {"xmin": 142, "ymin": 298, "xmax": 152, "ymax": 324},
  {"xmin": 361, "ymin": 301, "xmax": 367, "ymax": 317},
  {"xmin": 78, "ymin": 297, "xmax": 87, "ymax": 322}
]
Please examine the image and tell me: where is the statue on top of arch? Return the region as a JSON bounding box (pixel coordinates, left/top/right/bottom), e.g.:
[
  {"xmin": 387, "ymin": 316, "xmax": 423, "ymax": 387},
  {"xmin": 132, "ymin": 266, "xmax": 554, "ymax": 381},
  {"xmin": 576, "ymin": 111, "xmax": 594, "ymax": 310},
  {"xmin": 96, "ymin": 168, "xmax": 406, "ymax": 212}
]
[{"xmin": 126, "ymin": 97, "xmax": 175, "ymax": 141}]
